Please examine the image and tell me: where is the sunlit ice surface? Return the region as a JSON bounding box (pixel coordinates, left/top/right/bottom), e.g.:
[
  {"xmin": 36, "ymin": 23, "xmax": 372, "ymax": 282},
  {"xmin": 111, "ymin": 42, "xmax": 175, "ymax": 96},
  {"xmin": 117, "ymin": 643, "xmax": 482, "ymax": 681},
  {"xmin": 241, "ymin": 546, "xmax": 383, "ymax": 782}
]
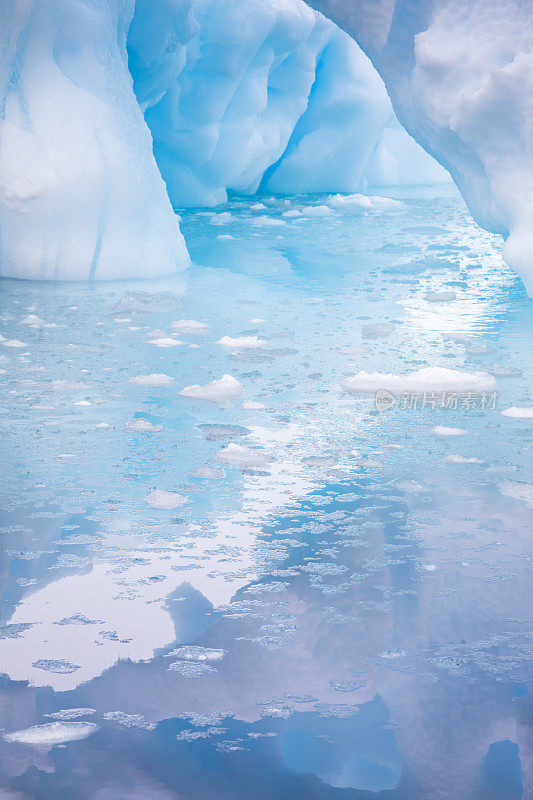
[{"xmin": 0, "ymin": 185, "xmax": 531, "ymax": 799}]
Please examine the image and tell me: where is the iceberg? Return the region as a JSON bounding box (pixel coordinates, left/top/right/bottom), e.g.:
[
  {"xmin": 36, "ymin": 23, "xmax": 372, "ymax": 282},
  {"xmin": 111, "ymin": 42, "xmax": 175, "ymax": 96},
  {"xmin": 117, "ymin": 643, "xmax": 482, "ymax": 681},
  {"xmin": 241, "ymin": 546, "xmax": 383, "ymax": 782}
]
[
  {"xmin": 0, "ymin": 0, "xmax": 188, "ymax": 280},
  {"xmin": 305, "ymin": 0, "xmax": 533, "ymax": 294}
]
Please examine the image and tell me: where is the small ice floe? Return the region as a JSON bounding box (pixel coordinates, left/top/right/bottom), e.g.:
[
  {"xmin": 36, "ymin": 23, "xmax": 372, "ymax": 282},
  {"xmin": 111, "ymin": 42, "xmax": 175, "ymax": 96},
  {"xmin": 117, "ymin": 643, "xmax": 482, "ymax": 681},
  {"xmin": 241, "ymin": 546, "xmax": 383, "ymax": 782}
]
[
  {"xmin": 251, "ymin": 202, "xmax": 267, "ymax": 210},
  {"xmin": 282, "ymin": 209, "xmax": 302, "ymax": 218},
  {"xmin": 424, "ymin": 291, "xmax": 457, "ymax": 302},
  {"xmin": 300, "ymin": 205, "xmax": 332, "ymax": 217},
  {"xmin": 0, "ymin": 337, "xmax": 26, "ymax": 348},
  {"xmin": 432, "ymin": 425, "xmax": 468, "ymax": 436},
  {"xmin": 217, "ymin": 335, "xmax": 268, "ymax": 348},
  {"xmin": 301, "ymin": 456, "xmax": 337, "ymax": 469},
  {"xmin": 242, "ymin": 400, "xmax": 266, "ymax": 411},
  {"xmin": 501, "ymin": 407, "xmax": 533, "ymax": 419},
  {"xmin": 168, "ymin": 661, "xmax": 217, "ymax": 677},
  {"xmin": 2, "ymin": 722, "xmax": 98, "ymax": 746},
  {"xmin": 467, "ymin": 344, "xmax": 493, "ymax": 355},
  {"xmin": 103, "ymin": 712, "xmax": 156, "ymax": 731},
  {"xmin": 217, "ymin": 234, "xmax": 234, "ymax": 240},
  {"xmin": 328, "ymin": 193, "xmax": 404, "ymax": 213},
  {"xmin": 342, "ymin": 367, "xmax": 497, "ymax": 395},
  {"xmin": 145, "ymin": 490, "xmax": 188, "ymax": 509},
  {"xmin": 73, "ymin": 400, "xmax": 92, "ymax": 407},
  {"xmin": 32, "ymin": 659, "xmax": 80, "ymax": 674},
  {"xmin": 180, "ymin": 374, "xmax": 243, "ymax": 402},
  {"xmin": 45, "ymin": 708, "xmax": 97, "ymax": 721},
  {"xmin": 147, "ymin": 337, "xmax": 183, "ymax": 347},
  {"xmin": 217, "ymin": 443, "xmax": 271, "ymax": 468},
  {"xmin": 21, "ymin": 314, "xmax": 56, "ymax": 328},
  {"xmin": 499, "ymin": 480, "xmax": 533, "ymax": 507},
  {"xmin": 165, "ymin": 646, "xmax": 226, "ymax": 662},
  {"xmin": 209, "ymin": 212, "xmax": 233, "ymax": 224},
  {"xmin": 445, "ymin": 455, "xmax": 482, "ymax": 464},
  {"xmin": 361, "ymin": 322, "xmax": 395, "ymax": 339},
  {"xmin": 124, "ymin": 419, "xmax": 163, "ymax": 433},
  {"xmin": 249, "ymin": 215, "xmax": 285, "ymax": 226},
  {"xmin": 171, "ymin": 319, "xmax": 209, "ymax": 335},
  {"xmin": 129, "ymin": 373, "xmax": 174, "ymax": 387},
  {"xmin": 485, "ymin": 365, "xmax": 522, "ymax": 377}
]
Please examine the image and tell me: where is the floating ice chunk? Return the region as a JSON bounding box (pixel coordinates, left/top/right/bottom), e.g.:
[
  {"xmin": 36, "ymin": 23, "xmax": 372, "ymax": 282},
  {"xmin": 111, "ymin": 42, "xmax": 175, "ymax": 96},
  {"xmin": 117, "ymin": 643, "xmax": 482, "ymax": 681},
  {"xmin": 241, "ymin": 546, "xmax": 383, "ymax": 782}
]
[
  {"xmin": 342, "ymin": 367, "xmax": 497, "ymax": 395},
  {"xmin": 424, "ymin": 291, "xmax": 457, "ymax": 302},
  {"xmin": 499, "ymin": 480, "xmax": 533, "ymax": 508},
  {"xmin": 103, "ymin": 712, "xmax": 156, "ymax": 731},
  {"xmin": 242, "ymin": 400, "xmax": 266, "ymax": 411},
  {"xmin": 432, "ymin": 426, "xmax": 468, "ymax": 437},
  {"xmin": 171, "ymin": 320, "xmax": 209, "ymax": 335},
  {"xmin": 129, "ymin": 373, "xmax": 174, "ymax": 387},
  {"xmin": 32, "ymin": 659, "xmax": 80, "ymax": 674},
  {"xmin": 282, "ymin": 209, "xmax": 303, "ymax": 218},
  {"xmin": 180, "ymin": 375, "xmax": 243, "ymax": 403},
  {"xmin": 217, "ymin": 336, "xmax": 268, "ymax": 349},
  {"xmin": 145, "ymin": 490, "xmax": 188, "ymax": 509},
  {"xmin": 217, "ymin": 443, "xmax": 271, "ymax": 468},
  {"xmin": 301, "ymin": 205, "xmax": 333, "ymax": 217},
  {"xmin": 328, "ymin": 194, "xmax": 404, "ymax": 213},
  {"xmin": 3, "ymin": 722, "xmax": 98, "ymax": 746},
  {"xmin": 0, "ymin": 338, "xmax": 26, "ymax": 348},
  {"xmin": 501, "ymin": 407, "xmax": 533, "ymax": 419},
  {"xmin": 168, "ymin": 661, "xmax": 216, "ymax": 677},
  {"xmin": 147, "ymin": 337, "xmax": 183, "ymax": 347},
  {"xmin": 46, "ymin": 708, "xmax": 97, "ymax": 721},
  {"xmin": 445, "ymin": 455, "xmax": 482, "ymax": 464},
  {"xmin": 74, "ymin": 400, "xmax": 92, "ymax": 407},
  {"xmin": 209, "ymin": 212, "xmax": 233, "ymax": 224},
  {"xmin": 124, "ymin": 419, "xmax": 163, "ymax": 433},
  {"xmin": 166, "ymin": 646, "xmax": 225, "ymax": 662},
  {"xmin": 249, "ymin": 216, "xmax": 285, "ymax": 227}
]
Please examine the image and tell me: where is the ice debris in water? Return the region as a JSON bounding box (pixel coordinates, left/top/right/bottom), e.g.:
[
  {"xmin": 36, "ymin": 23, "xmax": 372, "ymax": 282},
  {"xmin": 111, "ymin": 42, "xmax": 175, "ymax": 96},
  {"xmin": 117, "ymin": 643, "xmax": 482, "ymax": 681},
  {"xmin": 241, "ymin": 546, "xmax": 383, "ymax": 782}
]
[
  {"xmin": 217, "ymin": 336, "xmax": 268, "ymax": 349},
  {"xmin": 32, "ymin": 659, "xmax": 80, "ymax": 674},
  {"xmin": 147, "ymin": 337, "xmax": 183, "ymax": 348},
  {"xmin": 217, "ymin": 443, "xmax": 271, "ymax": 468},
  {"xmin": 361, "ymin": 322, "xmax": 395, "ymax": 339},
  {"xmin": 168, "ymin": 661, "xmax": 217, "ymax": 677},
  {"xmin": 145, "ymin": 490, "xmax": 188, "ymax": 509},
  {"xmin": 242, "ymin": 400, "xmax": 266, "ymax": 411},
  {"xmin": 2, "ymin": 722, "xmax": 98, "ymax": 746},
  {"xmin": 113, "ymin": 291, "xmax": 182, "ymax": 315},
  {"xmin": 179, "ymin": 375, "xmax": 243, "ymax": 403},
  {"xmin": 45, "ymin": 708, "xmax": 97, "ymax": 721},
  {"xmin": 103, "ymin": 712, "xmax": 156, "ymax": 731},
  {"xmin": 432, "ymin": 426, "xmax": 468, "ymax": 437},
  {"xmin": 445, "ymin": 455, "xmax": 482, "ymax": 464},
  {"xmin": 124, "ymin": 419, "xmax": 163, "ymax": 433},
  {"xmin": 171, "ymin": 320, "xmax": 209, "ymax": 335},
  {"xmin": 501, "ymin": 407, "xmax": 533, "ymax": 419},
  {"xmin": 0, "ymin": 623, "xmax": 33, "ymax": 638},
  {"xmin": 424, "ymin": 291, "xmax": 457, "ymax": 302},
  {"xmin": 328, "ymin": 194, "xmax": 404, "ymax": 213},
  {"xmin": 165, "ymin": 646, "xmax": 226, "ymax": 662},
  {"xmin": 342, "ymin": 367, "xmax": 497, "ymax": 395},
  {"xmin": 129, "ymin": 374, "xmax": 175, "ymax": 387}
]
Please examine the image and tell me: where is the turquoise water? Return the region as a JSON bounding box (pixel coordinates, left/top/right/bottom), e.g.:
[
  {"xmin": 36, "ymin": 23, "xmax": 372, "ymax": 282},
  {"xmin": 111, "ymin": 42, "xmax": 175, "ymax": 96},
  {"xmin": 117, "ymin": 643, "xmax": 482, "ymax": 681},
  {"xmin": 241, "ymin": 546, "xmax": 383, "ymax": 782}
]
[{"xmin": 0, "ymin": 187, "xmax": 531, "ymax": 798}]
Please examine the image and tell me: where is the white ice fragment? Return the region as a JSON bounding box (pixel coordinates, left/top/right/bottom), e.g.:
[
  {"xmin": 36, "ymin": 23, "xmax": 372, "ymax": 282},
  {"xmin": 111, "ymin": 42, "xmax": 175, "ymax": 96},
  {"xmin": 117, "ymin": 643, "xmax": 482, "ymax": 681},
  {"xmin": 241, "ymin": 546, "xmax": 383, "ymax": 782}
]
[
  {"xmin": 145, "ymin": 490, "xmax": 188, "ymax": 509},
  {"xmin": 0, "ymin": 338, "xmax": 26, "ymax": 348},
  {"xmin": 124, "ymin": 419, "xmax": 163, "ymax": 433},
  {"xmin": 217, "ymin": 443, "xmax": 271, "ymax": 468},
  {"xmin": 171, "ymin": 320, "xmax": 209, "ymax": 335},
  {"xmin": 432, "ymin": 426, "xmax": 468, "ymax": 437},
  {"xmin": 129, "ymin": 374, "xmax": 174, "ymax": 387},
  {"xmin": 424, "ymin": 291, "xmax": 457, "ymax": 302},
  {"xmin": 249, "ymin": 216, "xmax": 285, "ymax": 227},
  {"xmin": 3, "ymin": 722, "xmax": 98, "ymax": 746},
  {"xmin": 301, "ymin": 205, "xmax": 333, "ymax": 217},
  {"xmin": 501, "ymin": 407, "xmax": 533, "ymax": 419},
  {"xmin": 217, "ymin": 336, "xmax": 268, "ymax": 349},
  {"xmin": 328, "ymin": 194, "xmax": 404, "ymax": 213},
  {"xmin": 445, "ymin": 455, "xmax": 482, "ymax": 464},
  {"xmin": 342, "ymin": 367, "xmax": 497, "ymax": 395},
  {"xmin": 147, "ymin": 337, "xmax": 183, "ymax": 347},
  {"xmin": 179, "ymin": 375, "xmax": 243, "ymax": 403}
]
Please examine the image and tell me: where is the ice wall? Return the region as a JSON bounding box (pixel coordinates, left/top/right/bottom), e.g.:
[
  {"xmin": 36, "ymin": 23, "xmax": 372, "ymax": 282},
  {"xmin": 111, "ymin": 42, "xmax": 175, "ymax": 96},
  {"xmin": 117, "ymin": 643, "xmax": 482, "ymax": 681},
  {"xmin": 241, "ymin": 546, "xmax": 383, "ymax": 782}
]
[
  {"xmin": 0, "ymin": 0, "xmax": 189, "ymax": 280},
  {"xmin": 305, "ymin": 0, "xmax": 533, "ymax": 295}
]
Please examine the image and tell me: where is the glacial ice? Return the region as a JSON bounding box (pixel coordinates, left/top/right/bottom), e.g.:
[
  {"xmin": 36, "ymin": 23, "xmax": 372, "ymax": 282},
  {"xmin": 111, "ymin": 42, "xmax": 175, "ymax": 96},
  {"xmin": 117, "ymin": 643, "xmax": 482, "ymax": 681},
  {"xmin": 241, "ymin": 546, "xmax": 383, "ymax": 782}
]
[
  {"xmin": 0, "ymin": 0, "xmax": 188, "ymax": 280},
  {"xmin": 306, "ymin": 0, "xmax": 533, "ymax": 294}
]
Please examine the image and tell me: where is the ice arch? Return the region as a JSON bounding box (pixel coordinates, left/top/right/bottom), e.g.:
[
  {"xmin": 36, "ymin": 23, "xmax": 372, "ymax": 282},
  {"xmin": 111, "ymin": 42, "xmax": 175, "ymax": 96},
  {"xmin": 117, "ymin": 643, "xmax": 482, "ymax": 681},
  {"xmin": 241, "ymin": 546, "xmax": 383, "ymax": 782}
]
[{"xmin": 304, "ymin": 0, "xmax": 533, "ymax": 295}]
